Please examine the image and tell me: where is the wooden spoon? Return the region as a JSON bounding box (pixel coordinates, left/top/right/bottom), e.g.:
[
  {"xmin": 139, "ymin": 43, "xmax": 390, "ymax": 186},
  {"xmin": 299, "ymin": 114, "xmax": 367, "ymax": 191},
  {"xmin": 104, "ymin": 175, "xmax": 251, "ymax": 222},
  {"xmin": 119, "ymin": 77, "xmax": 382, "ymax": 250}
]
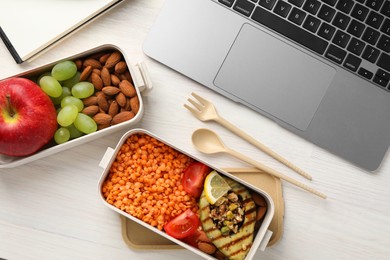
[{"xmin": 192, "ymin": 128, "xmax": 326, "ymax": 199}]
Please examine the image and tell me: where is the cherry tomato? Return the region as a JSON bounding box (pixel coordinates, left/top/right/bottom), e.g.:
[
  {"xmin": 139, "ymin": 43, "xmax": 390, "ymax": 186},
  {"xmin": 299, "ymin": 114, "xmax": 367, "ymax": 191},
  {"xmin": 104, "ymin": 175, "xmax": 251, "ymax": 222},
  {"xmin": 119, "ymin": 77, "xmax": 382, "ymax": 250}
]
[
  {"xmin": 181, "ymin": 162, "xmax": 211, "ymax": 198},
  {"xmin": 164, "ymin": 209, "xmax": 200, "ymax": 239}
]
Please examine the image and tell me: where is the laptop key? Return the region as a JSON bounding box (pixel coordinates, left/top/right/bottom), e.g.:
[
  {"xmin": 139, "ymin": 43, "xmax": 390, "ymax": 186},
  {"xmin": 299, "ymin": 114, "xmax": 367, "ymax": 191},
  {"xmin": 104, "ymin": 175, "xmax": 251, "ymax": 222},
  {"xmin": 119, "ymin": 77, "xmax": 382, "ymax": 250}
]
[
  {"xmin": 318, "ymin": 4, "xmax": 336, "ymax": 22},
  {"xmin": 347, "ymin": 19, "xmax": 366, "ymax": 37},
  {"xmin": 381, "ymin": 1, "xmax": 390, "ymax": 18},
  {"xmin": 318, "ymin": 22, "xmax": 336, "ymax": 40},
  {"xmin": 332, "ymin": 11, "xmax": 351, "ymax": 30},
  {"xmin": 366, "ymin": 0, "xmax": 385, "ymax": 12},
  {"xmin": 362, "ymin": 45, "xmax": 380, "ymax": 63},
  {"xmin": 259, "ymin": 0, "xmax": 277, "ymax": 10},
  {"xmin": 373, "ymin": 74, "xmax": 389, "ymax": 87},
  {"xmin": 251, "ymin": 6, "xmax": 328, "ymax": 54},
  {"xmin": 274, "ymin": 0, "xmax": 292, "ymax": 18},
  {"xmin": 288, "ymin": 0, "xmax": 304, "ymax": 7},
  {"xmin": 377, "ymin": 34, "xmax": 390, "ymax": 52},
  {"xmin": 322, "ymin": 0, "xmax": 337, "ymax": 6},
  {"xmin": 325, "ymin": 44, "xmax": 347, "ymax": 64},
  {"xmin": 233, "ymin": 0, "xmax": 255, "ymax": 16},
  {"xmin": 377, "ymin": 52, "xmax": 390, "ymax": 71},
  {"xmin": 219, "ymin": 0, "xmax": 235, "ymax": 7},
  {"xmin": 347, "ymin": 37, "xmax": 365, "ymax": 55},
  {"xmin": 351, "ymin": 3, "xmax": 370, "ymax": 21},
  {"xmin": 336, "ymin": 0, "xmax": 354, "ymax": 14},
  {"xmin": 366, "ymin": 11, "xmax": 385, "ymax": 29},
  {"xmin": 303, "ymin": 0, "xmax": 321, "ymax": 15},
  {"xmin": 376, "ymin": 69, "xmax": 390, "ymax": 80},
  {"xmin": 381, "ymin": 18, "xmax": 390, "ymax": 35},
  {"xmin": 343, "ymin": 53, "xmax": 362, "ymax": 72},
  {"xmin": 362, "ymin": 27, "xmax": 380, "ymax": 45},
  {"xmin": 332, "ymin": 30, "xmax": 351, "ymax": 48},
  {"xmin": 358, "ymin": 67, "xmax": 374, "ymax": 79},
  {"xmin": 303, "ymin": 15, "xmax": 321, "ymax": 33},
  {"xmin": 288, "ymin": 7, "xmax": 306, "ymax": 25}
]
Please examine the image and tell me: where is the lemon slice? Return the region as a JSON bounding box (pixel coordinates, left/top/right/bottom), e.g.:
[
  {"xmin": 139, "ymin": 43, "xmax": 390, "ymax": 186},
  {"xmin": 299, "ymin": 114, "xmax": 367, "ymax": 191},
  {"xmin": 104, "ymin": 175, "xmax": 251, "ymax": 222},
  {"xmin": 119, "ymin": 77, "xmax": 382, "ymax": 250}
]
[{"xmin": 204, "ymin": 171, "xmax": 231, "ymax": 204}]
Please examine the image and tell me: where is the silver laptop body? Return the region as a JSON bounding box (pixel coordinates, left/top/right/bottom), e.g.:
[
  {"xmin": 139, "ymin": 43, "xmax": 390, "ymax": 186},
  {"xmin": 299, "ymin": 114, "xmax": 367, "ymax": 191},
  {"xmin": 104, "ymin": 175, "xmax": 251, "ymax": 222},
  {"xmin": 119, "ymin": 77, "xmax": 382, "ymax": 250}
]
[{"xmin": 143, "ymin": 0, "xmax": 390, "ymax": 171}]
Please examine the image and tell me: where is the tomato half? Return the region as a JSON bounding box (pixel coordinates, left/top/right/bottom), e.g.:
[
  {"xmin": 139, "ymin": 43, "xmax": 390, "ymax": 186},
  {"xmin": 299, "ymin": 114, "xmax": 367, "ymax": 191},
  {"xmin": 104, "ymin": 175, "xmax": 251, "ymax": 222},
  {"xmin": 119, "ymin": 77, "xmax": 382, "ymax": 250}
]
[
  {"xmin": 164, "ymin": 209, "xmax": 200, "ymax": 239},
  {"xmin": 181, "ymin": 228, "xmax": 211, "ymax": 248},
  {"xmin": 181, "ymin": 162, "xmax": 211, "ymax": 198}
]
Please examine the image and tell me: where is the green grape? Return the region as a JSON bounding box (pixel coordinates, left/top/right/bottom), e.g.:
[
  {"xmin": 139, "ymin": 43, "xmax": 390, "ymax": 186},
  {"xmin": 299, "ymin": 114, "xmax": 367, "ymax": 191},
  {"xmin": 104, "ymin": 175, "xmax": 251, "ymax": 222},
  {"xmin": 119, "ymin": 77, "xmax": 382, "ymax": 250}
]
[
  {"xmin": 54, "ymin": 127, "xmax": 70, "ymax": 144},
  {"xmin": 51, "ymin": 87, "xmax": 71, "ymax": 105},
  {"xmin": 67, "ymin": 124, "xmax": 83, "ymax": 139},
  {"xmin": 74, "ymin": 113, "xmax": 97, "ymax": 134},
  {"xmin": 61, "ymin": 96, "xmax": 84, "ymax": 112},
  {"xmin": 36, "ymin": 72, "xmax": 51, "ymax": 84},
  {"xmin": 39, "ymin": 76, "xmax": 63, "ymax": 98},
  {"xmin": 57, "ymin": 104, "xmax": 78, "ymax": 127},
  {"xmin": 51, "ymin": 60, "xmax": 77, "ymax": 81},
  {"xmin": 71, "ymin": 82, "xmax": 95, "ymax": 99},
  {"xmin": 62, "ymin": 71, "xmax": 80, "ymax": 89}
]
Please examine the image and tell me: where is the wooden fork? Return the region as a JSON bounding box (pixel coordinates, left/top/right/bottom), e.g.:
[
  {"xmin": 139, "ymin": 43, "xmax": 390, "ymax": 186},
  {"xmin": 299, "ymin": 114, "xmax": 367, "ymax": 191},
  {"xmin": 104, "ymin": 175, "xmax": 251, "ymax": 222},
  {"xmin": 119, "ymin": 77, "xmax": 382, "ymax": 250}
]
[{"xmin": 184, "ymin": 92, "xmax": 313, "ymax": 180}]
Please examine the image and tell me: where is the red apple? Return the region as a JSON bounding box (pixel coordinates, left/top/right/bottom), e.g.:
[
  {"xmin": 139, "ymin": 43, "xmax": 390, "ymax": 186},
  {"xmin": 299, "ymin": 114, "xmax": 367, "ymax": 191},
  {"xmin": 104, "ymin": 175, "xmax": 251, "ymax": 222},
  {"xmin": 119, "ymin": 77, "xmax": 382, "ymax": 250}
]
[{"xmin": 0, "ymin": 77, "xmax": 57, "ymax": 156}]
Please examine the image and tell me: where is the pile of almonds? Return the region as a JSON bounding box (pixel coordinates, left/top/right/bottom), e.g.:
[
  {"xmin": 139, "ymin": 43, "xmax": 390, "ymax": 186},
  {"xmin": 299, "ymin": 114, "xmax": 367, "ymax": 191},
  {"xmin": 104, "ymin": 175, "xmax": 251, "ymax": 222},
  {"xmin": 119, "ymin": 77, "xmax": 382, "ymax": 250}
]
[{"xmin": 75, "ymin": 50, "xmax": 140, "ymax": 130}]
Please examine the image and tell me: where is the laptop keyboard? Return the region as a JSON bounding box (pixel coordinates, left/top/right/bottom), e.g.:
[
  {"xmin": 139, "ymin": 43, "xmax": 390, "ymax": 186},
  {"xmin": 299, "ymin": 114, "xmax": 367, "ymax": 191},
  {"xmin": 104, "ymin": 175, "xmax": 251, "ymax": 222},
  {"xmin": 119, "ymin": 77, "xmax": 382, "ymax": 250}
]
[{"xmin": 217, "ymin": 0, "xmax": 390, "ymax": 90}]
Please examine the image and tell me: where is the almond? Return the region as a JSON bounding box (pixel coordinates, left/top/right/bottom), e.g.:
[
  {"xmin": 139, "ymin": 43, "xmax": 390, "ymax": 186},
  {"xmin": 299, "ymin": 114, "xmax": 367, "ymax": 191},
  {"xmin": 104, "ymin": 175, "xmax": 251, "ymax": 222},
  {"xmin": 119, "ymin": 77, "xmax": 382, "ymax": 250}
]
[
  {"xmin": 124, "ymin": 97, "xmax": 131, "ymax": 111},
  {"xmin": 92, "ymin": 68, "xmax": 101, "ymax": 75},
  {"xmin": 82, "ymin": 96, "xmax": 98, "ymax": 106},
  {"xmin": 99, "ymin": 53, "xmax": 111, "ymax": 64},
  {"xmin": 97, "ymin": 93, "xmax": 109, "ymax": 112},
  {"xmin": 119, "ymin": 80, "xmax": 136, "ymax": 97},
  {"xmin": 93, "ymin": 113, "xmax": 112, "ymax": 125},
  {"xmin": 111, "ymin": 111, "xmax": 135, "ymax": 125},
  {"xmin": 82, "ymin": 105, "xmax": 99, "ymax": 116},
  {"xmin": 79, "ymin": 65, "xmax": 93, "ymax": 81},
  {"xmin": 75, "ymin": 59, "xmax": 83, "ymax": 71},
  {"xmin": 102, "ymin": 86, "xmax": 121, "ymax": 96},
  {"xmin": 123, "ymin": 71, "xmax": 133, "ymax": 82},
  {"xmin": 101, "ymin": 67, "xmax": 111, "ymax": 86},
  {"xmin": 115, "ymin": 92, "xmax": 127, "ymax": 107},
  {"xmin": 91, "ymin": 73, "xmax": 104, "ymax": 90},
  {"xmin": 108, "ymin": 101, "xmax": 119, "ymax": 117},
  {"xmin": 111, "ymin": 74, "xmax": 121, "ymax": 86},
  {"xmin": 83, "ymin": 58, "xmax": 102, "ymax": 69},
  {"xmin": 197, "ymin": 242, "xmax": 216, "ymax": 255},
  {"xmin": 252, "ymin": 193, "xmax": 267, "ymax": 207},
  {"xmin": 115, "ymin": 61, "xmax": 127, "ymax": 74},
  {"xmin": 97, "ymin": 123, "xmax": 111, "ymax": 130},
  {"xmin": 256, "ymin": 206, "xmax": 267, "ymax": 221},
  {"xmin": 130, "ymin": 96, "xmax": 139, "ymax": 114},
  {"xmin": 105, "ymin": 51, "xmax": 122, "ymax": 69}
]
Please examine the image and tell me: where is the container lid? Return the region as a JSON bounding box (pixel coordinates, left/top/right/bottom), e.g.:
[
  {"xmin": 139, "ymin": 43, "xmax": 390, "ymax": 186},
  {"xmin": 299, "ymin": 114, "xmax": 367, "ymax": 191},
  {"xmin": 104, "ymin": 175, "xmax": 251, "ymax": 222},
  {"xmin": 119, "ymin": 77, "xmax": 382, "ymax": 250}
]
[{"xmin": 120, "ymin": 167, "xmax": 284, "ymax": 249}]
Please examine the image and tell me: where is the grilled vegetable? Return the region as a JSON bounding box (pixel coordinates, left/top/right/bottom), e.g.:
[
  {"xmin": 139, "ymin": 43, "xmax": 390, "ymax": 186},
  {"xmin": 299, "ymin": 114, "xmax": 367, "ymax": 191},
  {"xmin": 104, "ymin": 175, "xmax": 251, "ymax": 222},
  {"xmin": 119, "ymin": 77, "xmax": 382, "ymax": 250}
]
[{"xmin": 199, "ymin": 177, "xmax": 257, "ymax": 260}]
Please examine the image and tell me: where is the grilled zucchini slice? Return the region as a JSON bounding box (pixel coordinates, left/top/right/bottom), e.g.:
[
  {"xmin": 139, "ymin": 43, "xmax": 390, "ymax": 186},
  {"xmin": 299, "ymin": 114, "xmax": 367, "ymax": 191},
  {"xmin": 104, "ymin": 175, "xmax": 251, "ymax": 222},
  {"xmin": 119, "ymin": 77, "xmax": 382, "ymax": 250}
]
[{"xmin": 199, "ymin": 177, "xmax": 257, "ymax": 260}]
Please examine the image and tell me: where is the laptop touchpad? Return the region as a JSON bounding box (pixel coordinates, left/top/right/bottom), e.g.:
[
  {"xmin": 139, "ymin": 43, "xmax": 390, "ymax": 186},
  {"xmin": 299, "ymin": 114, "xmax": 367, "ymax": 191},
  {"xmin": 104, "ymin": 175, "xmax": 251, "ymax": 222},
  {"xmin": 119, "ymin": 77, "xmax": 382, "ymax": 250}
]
[{"xmin": 214, "ymin": 23, "xmax": 335, "ymax": 131}]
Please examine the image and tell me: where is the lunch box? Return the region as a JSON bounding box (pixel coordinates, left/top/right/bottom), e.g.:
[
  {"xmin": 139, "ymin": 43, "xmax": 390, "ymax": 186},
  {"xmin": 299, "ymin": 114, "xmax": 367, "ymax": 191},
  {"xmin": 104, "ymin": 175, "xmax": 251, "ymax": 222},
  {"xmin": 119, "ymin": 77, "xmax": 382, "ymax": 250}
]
[
  {"xmin": 98, "ymin": 128, "xmax": 276, "ymax": 260},
  {"xmin": 0, "ymin": 45, "xmax": 152, "ymax": 169}
]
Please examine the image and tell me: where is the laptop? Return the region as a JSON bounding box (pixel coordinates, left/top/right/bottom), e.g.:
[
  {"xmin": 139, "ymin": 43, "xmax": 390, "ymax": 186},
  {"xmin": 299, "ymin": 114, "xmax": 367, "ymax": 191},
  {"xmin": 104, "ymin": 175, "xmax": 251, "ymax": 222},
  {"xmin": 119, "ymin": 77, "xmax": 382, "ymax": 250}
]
[{"xmin": 143, "ymin": 0, "xmax": 390, "ymax": 171}]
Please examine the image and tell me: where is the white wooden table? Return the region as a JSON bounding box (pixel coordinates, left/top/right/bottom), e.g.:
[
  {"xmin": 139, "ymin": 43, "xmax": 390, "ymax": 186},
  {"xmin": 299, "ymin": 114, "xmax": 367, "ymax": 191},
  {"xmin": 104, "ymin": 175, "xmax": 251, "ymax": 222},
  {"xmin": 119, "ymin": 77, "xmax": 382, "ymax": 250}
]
[{"xmin": 0, "ymin": 1, "xmax": 389, "ymax": 259}]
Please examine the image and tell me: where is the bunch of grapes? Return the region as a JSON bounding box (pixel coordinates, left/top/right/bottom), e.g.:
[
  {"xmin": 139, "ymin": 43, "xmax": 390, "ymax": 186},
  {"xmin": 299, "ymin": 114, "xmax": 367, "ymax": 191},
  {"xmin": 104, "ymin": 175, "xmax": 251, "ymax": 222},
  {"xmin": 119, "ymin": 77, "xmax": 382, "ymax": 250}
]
[{"xmin": 38, "ymin": 61, "xmax": 97, "ymax": 144}]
